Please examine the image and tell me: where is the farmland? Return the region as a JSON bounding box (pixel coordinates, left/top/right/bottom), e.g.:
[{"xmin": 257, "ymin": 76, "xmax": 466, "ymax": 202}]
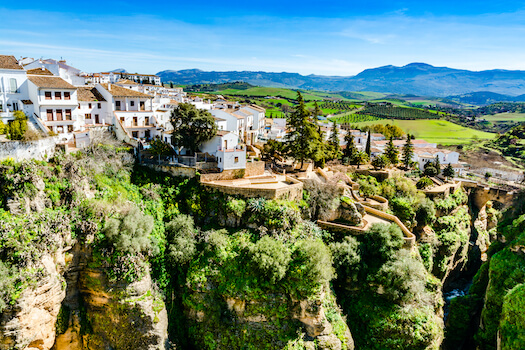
[
  {"xmin": 350, "ymin": 119, "xmax": 496, "ymax": 145},
  {"xmin": 482, "ymin": 112, "xmax": 525, "ymax": 122}
]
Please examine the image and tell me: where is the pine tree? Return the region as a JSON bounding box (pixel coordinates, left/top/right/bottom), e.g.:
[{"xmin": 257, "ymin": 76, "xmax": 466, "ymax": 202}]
[
  {"xmin": 365, "ymin": 131, "xmax": 372, "ymax": 157},
  {"xmin": 343, "ymin": 132, "xmax": 358, "ymax": 164},
  {"xmin": 402, "ymin": 134, "xmax": 414, "ymax": 169},
  {"xmin": 443, "ymin": 163, "xmax": 455, "ymax": 178},
  {"xmin": 170, "ymin": 81, "xmax": 174, "ymax": 89},
  {"xmin": 328, "ymin": 121, "xmax": 341, "ymax": 160},
  {"xmin": 313, "ymin": 101, "xmax": 323, "ymax": 120},
  {"xmin": 385, "ymin": 136, "xmax": 399, "ymax": 166},
  {"xmin": 434, "ymin": 155, "xmax": 441, "ymax": 175},
  {"xmin": 285, "ymin": 92, "xmax": 321, "ymax": 168}
]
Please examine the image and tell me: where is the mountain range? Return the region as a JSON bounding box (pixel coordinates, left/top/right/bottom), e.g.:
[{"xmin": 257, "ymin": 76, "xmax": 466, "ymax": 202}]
[{"xmin": 156, "ymin": 63, "xmax": 525, "ymax": 97}]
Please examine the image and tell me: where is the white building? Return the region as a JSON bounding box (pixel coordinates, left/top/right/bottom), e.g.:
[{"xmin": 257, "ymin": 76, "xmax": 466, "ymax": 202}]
[
  {"xmin": 95, "ymin": 83, "xmax": 157, "ymax": 140},
  {"xmin": 76, "ymin": 87, "xmax": 108, "ymax": 126},
  {"xmin": 0, "ymin": 55, "xmax": 29, "ymax": 122},
  {"xmin": 200, "ymin": 130, "xmax": 246, "ymax": 171},
  {"xmin": 23, "ymin": 58, "xmax": 85, "ymax": 86},
  {"xmin": 413, "ymin": 148, "xmax": 460, "ymax": 171},
  {"xmin": 27, "ymin": 74, "xmax": 80, "ymax": 143}
]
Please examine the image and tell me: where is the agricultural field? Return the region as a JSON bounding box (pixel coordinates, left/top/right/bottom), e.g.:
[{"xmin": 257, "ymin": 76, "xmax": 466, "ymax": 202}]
[
  {"xmin": 351, "ymin": 119, "xmax": 497, "ymax": 145},
  {"xmin": 357, "ymin": 105, "xmax": 442, "ymax": 120},
  {"xmin": 482, "ymin": 112, "xmax": 525, "ymax": 122}
]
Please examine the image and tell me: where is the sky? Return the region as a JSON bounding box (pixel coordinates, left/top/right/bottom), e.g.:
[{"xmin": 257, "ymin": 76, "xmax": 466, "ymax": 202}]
[{"xmin": 2, "ymin": 1, "xmax": 525, "ymax": 76}]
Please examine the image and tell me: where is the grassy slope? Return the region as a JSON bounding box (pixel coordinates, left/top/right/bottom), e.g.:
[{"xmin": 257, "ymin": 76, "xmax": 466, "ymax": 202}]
[
  {"xmin": 353, "ymin": 119, "xmax": 496, "ymax": 145},
  {"xmin": 483, "ymin": 112, "xmax": 525, "ymax": 122}
]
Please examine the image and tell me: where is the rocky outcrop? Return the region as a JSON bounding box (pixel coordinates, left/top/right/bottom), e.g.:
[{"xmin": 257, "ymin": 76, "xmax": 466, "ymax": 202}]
[
  {"xmin": 0, "ymin": 251, "xmax": 68, "ymax": 350},
  {"xmin": 53, "ymin": 244, "xmax": 169, "ymax": 350}
]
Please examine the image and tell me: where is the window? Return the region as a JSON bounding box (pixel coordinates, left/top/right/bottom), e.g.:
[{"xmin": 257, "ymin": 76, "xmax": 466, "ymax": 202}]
[
  {"xmin": 120, "ymin": 117, "xmax": 125, "ymax": 124},
  {"xmin": 234, "ymin": 157, "xmax": 239, "ymax": 163},
  {"xmin": 0, "ymin": 103, "xmax": 3, "ymax": 112},
  {"xmin": 97, "ymin": 103, "xmax": 101, "ymax": 109},
  {"xmin": 88, "ymin": 103, "xmax": 92, "ymax": 109},
  {"xmin": 65, "ymin": 109, "xmax": 72, "ymax": 120},
  {"xmin": 85, "ymin": 113, "xmax": 91, "ymax": 119},
  {"xmin": 95, "ymin": 114, "xmax": 99, "ymax": 124},
  {"xmin": 46, "ymin": 109, "xmax": 53, "ymax": 121},
  {"xmin": 55, "ymin": 92, "xmax": 61, "ymax": 100},
  {"xmin": 12, "ymin": 103, "xmax": 18, "ymax": 111},
  {"xmin": 145, "ymin": 117, "xmax": 149, "ymax": 125},
  {"xmin": 56, "ymin": 110, "xmax": 63, "ymax": 121},
  {"xmin": 145, "ymin": 130, "xmax": 150, "ymax": 138},
  {"xmin": 116, "ymin": 101, "xmax": 121, "ymax": 111},
  {"xmin": 140, "ymin": 101, "xmax": 145, "ymax": 110},
  {"xmin": 133, "ymin": 117, "xmax": 138, "ymax": 126},
  {"xmin": 132, "ymin": 131, "xmax": 138, "ymax": 138},
  {"xmin": 67, "ymin": 125, "xmax": 73, "ymax": 133},
  {"xmin": 64, "ymin": 92, "xmax": 70, "ymax": 100},
  {"xmin": 130, "ymin": 101, "xmax": 135, "ymax": 107},
  {"xmin": 45, "ymin": 92, "xmax": 52, "ymax": 100},
  {"xmin": 9, "ymin": 78, "xmax": 17, "ymax": 93}
]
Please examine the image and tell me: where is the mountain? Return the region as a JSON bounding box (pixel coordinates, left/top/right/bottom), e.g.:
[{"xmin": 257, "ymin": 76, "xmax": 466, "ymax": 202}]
[
  {"xmin": 446, "ymin": 91, "xmax": 525, "ymax": 105},
  {"xmin": 157, "ymin": 63, "xmax": 525, "ymax": 97},
  {"xmin": 111, "ymin": 68, "xmax": 127, "ymax": 73}
]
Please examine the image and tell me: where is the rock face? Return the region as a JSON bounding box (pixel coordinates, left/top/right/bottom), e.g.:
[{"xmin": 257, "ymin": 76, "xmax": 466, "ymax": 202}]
[
  {"xmin": 53, "ymin": 244, "xmax": 169, "ymax": 350},
  {"xmin": 0, "ymin": 251, "xmax": 67, "ymax": 350}
]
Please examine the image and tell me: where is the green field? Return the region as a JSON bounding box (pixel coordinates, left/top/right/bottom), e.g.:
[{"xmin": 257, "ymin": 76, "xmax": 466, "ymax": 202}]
[
  {"xmin": 483, "ymin": 112, "xmax": 525, "ymax": 122},
  {"xmin": 352, "ymin": 119, "xmax": 497, "ymax": 145},
  {"xmin": 215, "ymin": 87, "xmax": 328, "ymax": 101}
]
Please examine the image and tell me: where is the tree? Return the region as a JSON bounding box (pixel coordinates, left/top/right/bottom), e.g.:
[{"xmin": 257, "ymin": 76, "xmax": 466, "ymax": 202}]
[
  {"xmin": 371, "ymin": 154, "xmax": 389, "ymax": 170},
  {"xmin": 385, "ymin": 136, "xmax": 399, "ymax": 166},
  {"xmin": 261, "ymin": 139, "xmax": 284, "ymax": 163},
  {"xmin": 365, "ymin": 131, "xmax": 371, "ymax": 157},
  {"xmin": 7, "ymin": 111, "xmax": 28, "ymax": 140},
  {"xmin": 416, "ymin": 176, "xmax": 434, "ymax": 189},
  {"xmin": 434, "ymin": 155, "xmax": 441, "ymax": 175},
  {"xmin": 328, "ymin": 121, "xmax": 341, "ymax": 160},
  {"xmin": 424, "ymin": 161, "xmax": 438, "ymax": 177},
  {"xmin": 284, "ymin": 92, "xmax": 321, "ymax": 168},
  {"xmin": 170, "ymin": 103, "xmax": 217, "ymax": 155},
  {"xmin": 170, "ymin": 81, "xmax": 174, "ymax": 89},
  {"xmin": 0, "ymin": 118, "xmax": 5, "ymax": 135},
  {"xmin": 343, "ymin": 132, "xmax": 358, "ymax": 164},
  {"xmin": 443, "ymin": 163, "xmax": 455, "ymax": 178},
  {"xmin": 402, "ymin": 134, "xmax": 414, "ymax": 169},
  {"xmin": 312, "ymin": 101, "xmax": 323, "ymax": 120},
  {"xmin": 166, "ymin": 214, "xmax": 198, "ymax": 265},
  {"xmin": 354, "ymin": 151, "xmax": 369, "ymax": 169}
]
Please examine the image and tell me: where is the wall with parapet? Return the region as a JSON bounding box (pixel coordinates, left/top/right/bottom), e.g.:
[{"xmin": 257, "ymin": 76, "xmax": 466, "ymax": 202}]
[
  {"xmin": 0, "ymin": 137, "xmax": 58, "ymax": 161},
  {"xmin": 245, "ymin": 161, "xmax": 265, "ymax": 177}
]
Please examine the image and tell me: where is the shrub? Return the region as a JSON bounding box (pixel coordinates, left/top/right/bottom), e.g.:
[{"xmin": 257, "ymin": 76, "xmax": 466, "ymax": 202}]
[
  {"xmin": 302, "ymin": 180, "xmax": 340, "ymax": 221},
  {"xmin": 290, "ymin": 239, "xmax": 334, "ymax": 296},
  {"xmin": 500, "ymin": 283, "xmax": 525, "ymax": 349},
  {"xmin": 381, "ymin": 174, "xmax": 419, "ymax": 200},
  {"xmin": 166, "ymin": 214, "xmax": 198, "ymax": 265},
  {"xmin": 225, "ymin": 198, "xmax": 246, "ymax": 218},
  {"xmin": 416, "ymin": 176, "xmax": 434, "ymax": 190},
  {"xmin": 7, "ymin": 111, "xmax": 28, "ymax": 140},
  {"xmin": 373, "ymin": 249, "xmax": 429, "ymax": 304},
  {"xmin": 0, "ymin": 261, "xmax": 17, "ymax": 312},
  {"xmin": 390, "ymin": 196, "xmax": 416, "ymax": 226},
  {"xmin": 102, "ymin": 205, "xmax": 155, "ymax": 255},
  {"xmin": 371, "ymin": 154, "xmax": 389, "ymax": 170},
  {"xmin": 415, "ymin": 198, "xmax": 436, "ymax": 226},
  {"xmin": 361, "ymin": 223, "xmax": 404, "ymax": 269},
  {"xmin": 249, "ymin": 236, "xmax": 291, "ymax": 283},
  {"xmin": 330, "ymin": 235, "xmax": 361, "ymax": 278}
]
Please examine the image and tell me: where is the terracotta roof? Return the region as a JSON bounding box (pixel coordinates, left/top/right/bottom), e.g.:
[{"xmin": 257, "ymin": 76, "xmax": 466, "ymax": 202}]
[
  {"xmin": 249, "ymin": 104, "xmax": 265, "ymax": 112},
  {"xmin": 0, "ymin": 55, "xmax": 23, "ymax": 70},
  {"xmin": 216, "ymin": 130, "xmax": 230, "ymax": 136},
  {"xmin": 27, "ymin": 75, "xmax": 76, "ymax": 89},
  {"xmin": 26, "ymin": 67, "xmax": 54, "ymax": 75},
  {"xmin": 77, "ymin": 87, "xmax": 106, "ymax": 102},
  {"xmin": 116, "ymin": 79, "xmax": 139, "ymax": 85},
  {"xmin": 21, "ymin": 99, "xmax": 33, "ymax": 105},
  {"xmin": 100, "ymin": 83, "xmax": 152, "ymax": 98},
  {"xmin": 414, "ymin": 147, "xmax": 453, "ymax": 155}
]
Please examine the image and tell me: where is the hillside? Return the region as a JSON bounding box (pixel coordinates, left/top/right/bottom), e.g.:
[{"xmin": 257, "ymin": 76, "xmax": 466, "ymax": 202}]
[
  {"xmin": 158, "ymin": 63, "xmax": 525, "ymax": 97},
  {"xmin": 446, "ymin": 91, "xmax": 525, "ymax": 105}
]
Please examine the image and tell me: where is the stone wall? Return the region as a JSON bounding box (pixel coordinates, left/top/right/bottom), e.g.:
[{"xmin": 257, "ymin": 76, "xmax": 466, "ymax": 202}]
[
  {"xmin": 200, "ymin": 169, "xmax": 246, "ymax": 182},
  {"xmin": 146, "ymin": 164, "xmax": 197, "ymax": 178},
  {"xmin": 0, "ymin": 137, "xmax": 58, "ymax": 161},
  {"xmin": 245, "ymin": 161, "xmax": 265, "ymax": 177},
  {"xmin": 202, "ymin": 176, "xmax": 303, "ymax": 201}
]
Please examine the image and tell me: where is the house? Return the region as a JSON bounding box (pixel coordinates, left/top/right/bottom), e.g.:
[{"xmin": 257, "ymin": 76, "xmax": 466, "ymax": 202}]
[
  {"xmin": 76, "ymin": 87, "xmax": 108, "ymax": 126},
  {"xmin": 0, "ymin": 55, "xmax": 29, "ymax": 122},
  {"xmin": 27, "ymin": 74, "xmax": 80, "ymax": 143},
  {"xmin": 95, "ymin": 83, "xmax": 157, "ymax": 140},
  {"xmin": 23, "ymin": 58, "xmax": 85, "ymax": 86},
  {"xmin": 121, "ymin": 73, "xmax": 161, "ymax": 86},
  {"xmin": 200, "ymin": 130, "xmax": 246, "ymax": 171},
  {"xmin": 210, "ymin": 109, "xmax": 245, "ymax": 140},
  {"xmin": 412, "ymin": 148, "xmax": 460, "ymax": 170}
]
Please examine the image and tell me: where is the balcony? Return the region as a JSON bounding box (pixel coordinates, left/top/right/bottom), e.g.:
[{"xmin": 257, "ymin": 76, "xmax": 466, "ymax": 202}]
[{"xmin": 217, "ymin": 145, "xmax": 245, "ymax": 152}]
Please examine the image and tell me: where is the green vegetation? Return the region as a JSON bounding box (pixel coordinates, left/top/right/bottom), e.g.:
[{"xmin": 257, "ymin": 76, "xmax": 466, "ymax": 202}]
[
  {"xmin": 357, "ymin": 105, "xmax": 442, "ymax": 120},
  {"xmin": 170, "ymin": 103, "xmax": 217, "ymax": 155},
  {"xmin": 352, "ymin": 119, "xmax": 496, "ymax": 145}
]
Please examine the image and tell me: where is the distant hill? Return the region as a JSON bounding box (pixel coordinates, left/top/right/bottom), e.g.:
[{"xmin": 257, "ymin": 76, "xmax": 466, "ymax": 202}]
[
  {"xmin": 447, "ymin": 91, "xmax": 525, "ymax": 105},
  {"xmin": 157, "ymin": 63, "xmax": 525, "ymax": 97}
]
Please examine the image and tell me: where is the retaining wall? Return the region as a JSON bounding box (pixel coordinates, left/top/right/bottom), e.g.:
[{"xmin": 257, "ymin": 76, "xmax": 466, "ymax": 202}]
[
  {"xmin": 0, "ymin": 137, "xmax": 58, "ymax": 161},
  {"xmin": 146, "ymin": 164, "xmax": 197, "ymax": 178}
]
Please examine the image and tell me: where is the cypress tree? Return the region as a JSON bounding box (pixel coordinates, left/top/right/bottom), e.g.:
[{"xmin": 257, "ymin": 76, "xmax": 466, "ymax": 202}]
[
  {"xmin": 329, "ymin": 121, "xmax": 341, "ymax": 160},
  {"xmin": 343, "ymin": 132, "xmax": 358, "ymax": 164},
  {"xmin": 402, "ymin": 134, "xmax": 414, "ymax": 169},
  {"xmin": 434, "ymin": 155, "xmax": 441, "ymax": 175},
  {"xmin": 443, "ymin": 163, "xmax": 455, "ymax": 178},
  {"xmin": 385, "ymin": 136, "xmax": 399, "ymax": 166},
  {"xmin": 365, "ymin": 131, "xmax": 372, "ymax": 157}
]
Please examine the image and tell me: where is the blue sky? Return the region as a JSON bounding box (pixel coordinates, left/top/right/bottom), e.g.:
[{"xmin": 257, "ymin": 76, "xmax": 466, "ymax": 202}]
[{"xmin": 2, "ymin": 1, "xmax": 525, "ymax": 75}]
